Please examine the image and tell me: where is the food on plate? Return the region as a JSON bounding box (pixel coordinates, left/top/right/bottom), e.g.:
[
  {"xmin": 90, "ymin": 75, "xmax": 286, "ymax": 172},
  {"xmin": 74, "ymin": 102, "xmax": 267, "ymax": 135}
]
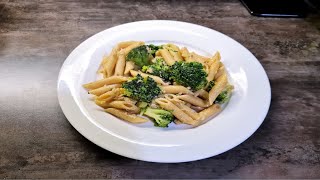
[{"xmin": 83, "ymin": 41, "xmax": 233, "ymax": 127}]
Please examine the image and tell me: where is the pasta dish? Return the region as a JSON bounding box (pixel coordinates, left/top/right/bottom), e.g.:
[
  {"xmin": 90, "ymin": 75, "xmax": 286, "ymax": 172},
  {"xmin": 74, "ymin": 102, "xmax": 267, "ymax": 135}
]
[{"xmin": 83, "ymin": 41, "xmax": 233, "ymax": 127}]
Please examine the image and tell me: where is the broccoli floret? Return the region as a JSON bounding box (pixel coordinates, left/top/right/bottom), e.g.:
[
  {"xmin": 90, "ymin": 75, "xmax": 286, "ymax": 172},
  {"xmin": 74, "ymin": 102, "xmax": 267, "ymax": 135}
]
[
  {"xmin": 126, "ymin": 45, "xmax": 163, "ymax": 68},
  {"xmin": 206, "ymin": 80, "xmax": 215, "ymax": 92},
  {"xmin": 142, "ymin": 58, "xmax": 171, "ymax": 81},
  {"xmin": 146, "ymin": 44, "xmax": 162, "ymax": 57},
  {"xmin": 122, "ymin": 74, "xmax": 161, "ymax": 103},
  {"xmin": 137, "ymin": 101, "xmax": 148, "ymax": 115},
  {"xmin": 143, "ymin": 107, "xmax": 174, "ymax": 127},
  {"xmin": 126, "ymin": 45, "xmax": 152, "ymax": 67},
  {"xmin": 170, "ymin": 61, "xmax": 208, "ymax": 91},
  {"xmin": 215, "ymin": 85, "xmax": 233, "ymax": 104}
]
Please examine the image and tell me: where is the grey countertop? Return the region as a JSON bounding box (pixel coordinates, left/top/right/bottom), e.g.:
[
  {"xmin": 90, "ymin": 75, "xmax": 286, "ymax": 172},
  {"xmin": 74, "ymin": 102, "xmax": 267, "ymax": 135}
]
[{"xmin": 0, "ymin": 0, "xmax": 319, "ymax": 178}]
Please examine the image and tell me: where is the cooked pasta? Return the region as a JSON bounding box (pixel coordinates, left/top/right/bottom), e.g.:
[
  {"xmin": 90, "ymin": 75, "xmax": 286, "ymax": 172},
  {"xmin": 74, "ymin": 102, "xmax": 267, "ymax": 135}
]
[{"xmin": 83, "ymin": 41, "xmax": 233, "ymax": 128}]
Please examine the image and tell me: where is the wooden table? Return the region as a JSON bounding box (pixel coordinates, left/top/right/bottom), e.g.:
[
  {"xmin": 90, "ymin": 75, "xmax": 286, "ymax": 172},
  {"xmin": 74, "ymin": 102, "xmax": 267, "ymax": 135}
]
[{"xmin": 1, "ymin": 0, "xmax": 319, "ymax": 178}]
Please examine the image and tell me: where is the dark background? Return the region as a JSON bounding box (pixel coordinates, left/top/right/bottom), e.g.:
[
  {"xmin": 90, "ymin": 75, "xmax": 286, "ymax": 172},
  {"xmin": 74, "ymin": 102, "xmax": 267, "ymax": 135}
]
[{"xmin": 0, "ymin": 0, "xmax": 319, "ymax": 178}]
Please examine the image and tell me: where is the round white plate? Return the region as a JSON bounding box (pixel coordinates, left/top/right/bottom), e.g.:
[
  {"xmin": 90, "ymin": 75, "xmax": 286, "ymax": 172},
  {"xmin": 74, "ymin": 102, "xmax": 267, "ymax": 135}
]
[{"xmin": 57, "ymin": 20, "xmax": 271, "ymax": 163}]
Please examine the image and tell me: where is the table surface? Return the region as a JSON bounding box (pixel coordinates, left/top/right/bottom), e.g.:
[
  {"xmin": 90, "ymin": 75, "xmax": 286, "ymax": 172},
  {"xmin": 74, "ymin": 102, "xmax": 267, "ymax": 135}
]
[{"xmin": 1, "ymin": 0, "xmax": 320, "ymax": 178}]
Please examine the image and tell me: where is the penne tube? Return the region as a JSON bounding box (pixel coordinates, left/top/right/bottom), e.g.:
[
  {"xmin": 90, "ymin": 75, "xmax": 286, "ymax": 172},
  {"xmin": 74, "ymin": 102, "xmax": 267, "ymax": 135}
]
[
  {"xmin": 163, "ymin": 94, "xmax": 182, "ymax": 103},
  {"xmin": 155, "ymin": 50, "xmax": 161, "ymax": 56},
  {"xmin": 129, "ymin": 70, "xmax": 167, "ymax": 85},
  {"xmin": 160, "ymin": 85, "xmax": 193, "ymax": 95},
  {"xmin": 105, "ymin": 108, "xmax": 148, "ymax": 123},
  {"xmin": 174, "ymin": 119, "xmax": 184, "ymax": 124},
  {"xmin": 180, "ymin": 47, "xmax": 193, "ymax": 62},
  {"xmin": 114, "ymin": 96, "xmax": 137, "ymax": 104},
  {"xmin": 206, "ymin": 60, "xmax": 220, "ymax": 82},
  {"xmin": 124, "ymin": 42, "xmax": 144, "ymax": 55},
  {"xmin": 214, "ymin": 65, "xmax": 225, "ymax": 80},
  {"xmin": 95, "ymin": 99, "xmax": 111, "ymax": 108},
  {"xmin": 159, "ymin": 49, "xmax": 175, "ymax": 66},
  {"xmin": 114, "ymin": 49, "xmax": 126, "ymax": 76},
  {"xmin": 89, "ymin": 84, "xmax": 122, "ymax": 96},
  {"xmin": 96, "ymin": 88, "xmax": 123, "ymax": 101},
  {"xmin": 98, "ymin": 55, "xmax": 109, "ymax": 74},
  {"xmin": 124, "ymin": 61, "xmax": 135, "ymax": 75},
  {"xmin": 203, "ymin": 51, "xmax": 221, "ymax": 66},
  {"xmin": 100, "ymin": 55, "xmax": 109, "ymax": 67},
  {"xmin": 174, "ymin": 102, "xmax": 200, "ymax": 120},
  {"xmin": 98, "ymin": 65, "xmax": 105, "ymax": 75},
  {"xmin": 194, "ymin": 89, "xmax": 209, "ymax": 99},
  {"xmin": 190, "ymin": 105, "xmax": 205, "ymax": 112},
  {"xmin": 198, "ymin": 104, "xmax": 221, "ymax": 122},
  {"xmin": 203, "ymin": 63, "xmax": 210, "ymax": 74},
  {"xmin": 105, "ymin": 101, "xmax": 140, "ymax": 113},
  {"xmin": 211, "ymin": 51, "xmax": 221, "ymax": 62},
  {"xmin": 208, "ymin": 73, "xmax": 228, "ymax": 104},
  {"xmin": 177, "ymin": 94, "xmax": 209, "ymax": 108},
  {"xmin": 83, "ymin": 76, "xmax": 128, "ymax": 90},
  {"xmin": 166, "ymin": 44, "xmax": 183, "ymax": 61},
  {"xmin": 155, "ymin": 98, "xmax": 196, "ymax": 125},
  {"xmin": 190, "ymin": 52, "xmax": 210, "ymax": 64},
  {"xmin": 118, "ymin": 41, "xmax": 143, "ymax": 49},
  {"xmin": 104, "ymin": 46, "xmax": 119, "ymax": 77}
]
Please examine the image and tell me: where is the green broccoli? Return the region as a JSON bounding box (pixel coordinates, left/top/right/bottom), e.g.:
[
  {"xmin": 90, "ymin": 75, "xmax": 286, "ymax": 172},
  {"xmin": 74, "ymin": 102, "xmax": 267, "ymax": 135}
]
[
  {"xmin": 215, "ymin": 85, "xmax": 233, "ymax": 104},
  {"xmin": 143, "ymin": 107, "xmax": 175, "ymax": 127},
  {"xmin": 137, "ymin": 101, "xmax": 148, "ymax": 115},
  {"xmin": 122, "ymin": 74, "xmax": 161, "ymax": 103},
  {"xmin": 170, "ymin": 61, "xmax": 208, "ymax": 91},
  {"xmin": 126, "ymin": 45, "xmax": 162, "ymax": 68},
  {"xmin": 206, "ymin": 80, "xmax": 215, "ymax": 92},
  {"xmin": 126, "ymin": 45, "xmax": 151, "ymax": 67},
  {"xmin": 142, "ymin": 58, "xmax": 171, "ymax": 81}
]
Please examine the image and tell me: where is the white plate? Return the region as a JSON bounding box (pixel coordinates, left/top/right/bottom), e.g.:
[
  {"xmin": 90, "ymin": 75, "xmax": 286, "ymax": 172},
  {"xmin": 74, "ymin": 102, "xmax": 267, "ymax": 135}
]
[{"xmin": 57, "ymin": 20, "xmax": 271, "ymax": 163}]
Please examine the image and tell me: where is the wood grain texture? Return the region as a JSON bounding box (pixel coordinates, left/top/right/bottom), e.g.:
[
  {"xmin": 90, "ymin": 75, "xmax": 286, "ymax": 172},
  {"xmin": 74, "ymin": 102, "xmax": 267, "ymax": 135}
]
[{"xmin": 0, "ymin": 0, "xmax": 319, "ymax": 178}]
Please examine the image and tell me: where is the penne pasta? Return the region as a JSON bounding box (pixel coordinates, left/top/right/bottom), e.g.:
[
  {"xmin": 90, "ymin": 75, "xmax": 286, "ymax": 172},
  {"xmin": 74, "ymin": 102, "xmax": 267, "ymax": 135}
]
[
  {"xmin": 105, "ymin": 100, "xmax": 140, "ymax": 113},
  {"xmin": 194, "ymin": 89, "xmax": 209, "ymax": 99},
  {"xmin": 124, "ymin": 61, "xmax": 135, "ymax": 75},
  {"xmin": 211, "ymin": 51, "xmax": 221, "ymax": 62},
  {"xmin": 177, "ymin": 94, "xmax": 209, "ymax": 108},
  {"xmin": 208, "ymin": 72, "xmax": 228, "ymax": 104},
  {"xmin": 104, "ymin": 46, "xmax": 119, "ymax": 77},
  {"xmin": 206, "ymin": 59, "xmax": 220, "ymax": 82},
  {"xmin": 155, "ymin": 50, "xmax": 161, "ymax": 56},
  {"xmin": 190, "ymin": 105, "xmax": 205, "ymax": 112},
  {"xmin": 129, "ymin": 70, "xmax": 167, "ymax": 85},
  {"xmin": 114, "ymin": 49, "xmax": 126, "ymax": 76},
  {"xmin": 83, "ymin": 76, "xmax": 128, "ymax": 90},
  {"xmin": 159, "ymin": 49, "xmax": 175, "ymax": 66},
  {"xmin": 98, "ymin": 55, "xmax": 109, "ymax": 74},
  {"xmin": 96, "ymin": 88, "xmax": 123, "ymax": 101},
  {"xmin": 155, "ymin": 98, "xmax": 196, "ymax": 125},
  {"xmin": 181, "ymin": 47, "xmax": 192, "ymax": 62},
  {"xmin": 214, "ymin": 65, "xmax": 225, "ymax": 80},
  {"xmin": 198, "ymin": 104, "xmax": 221, "ymax": 122},
  {"xmin": 165, "ymin": 44, "xmax": 183, "ymax": 61},
  {"xmin": 160, "ymin": 85, "xmax": 193, "ymax": 95},
  {"xmin": 105, "ymin": 108, "xmax": 149, "ymax": 123},
  {"xmin": 174, "ymin": 102, "xmax": 200, "ymax": 120},
  {"xmin": 88, "ymin": 84, "xmax": 122, "ymax": 96},
  {"xmin": 174, "ymin": 119, "xmax": 184, "ymax": 124},
  {"xmin": 163, "ymin": 94, "xmax": 182, "ymax": 103},
  {"xmin": 124, "ymin": 42, "xmax": 144, "ymax": 55},
  {"xmin": 190, "ymin": 52, "xmax": 210, "ymax": 64},
  {"xmin": 118, "ymin": 41, "xmax": 143, "ymax": 49},
  {"xmin": 95, "ymin": 99, "xmax": 110, "ymax": 108}
]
